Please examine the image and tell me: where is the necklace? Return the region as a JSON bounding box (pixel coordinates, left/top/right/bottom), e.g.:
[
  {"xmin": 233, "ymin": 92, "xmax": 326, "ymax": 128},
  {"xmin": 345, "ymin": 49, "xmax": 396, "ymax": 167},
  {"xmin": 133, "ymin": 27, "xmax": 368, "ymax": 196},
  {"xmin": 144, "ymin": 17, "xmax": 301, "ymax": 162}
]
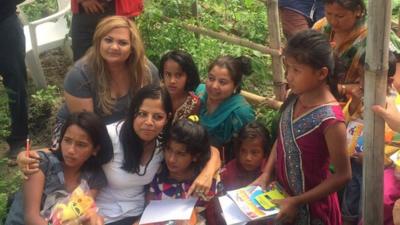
[
  {"xmin": 294, "ymin": 99, "xmax": 337, "ymax": 118},
  {"xmin": 297, "ymin": 99, "xmax": 320, "ymax": 110}
]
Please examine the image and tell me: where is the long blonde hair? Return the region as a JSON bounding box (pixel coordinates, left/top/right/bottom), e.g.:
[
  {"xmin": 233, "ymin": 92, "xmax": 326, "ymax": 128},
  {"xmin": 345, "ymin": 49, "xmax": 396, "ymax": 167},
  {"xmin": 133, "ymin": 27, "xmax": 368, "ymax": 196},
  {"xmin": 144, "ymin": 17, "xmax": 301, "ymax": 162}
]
[{"xmin": 84, "ymin": 16, "xmax": 150, "ymax": 115}]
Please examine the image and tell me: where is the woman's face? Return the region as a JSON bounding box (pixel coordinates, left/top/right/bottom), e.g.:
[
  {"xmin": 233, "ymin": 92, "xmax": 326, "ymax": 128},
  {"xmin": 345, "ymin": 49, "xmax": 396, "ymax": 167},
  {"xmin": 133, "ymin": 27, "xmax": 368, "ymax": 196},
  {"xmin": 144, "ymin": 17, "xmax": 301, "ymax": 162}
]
[
  {"xmin": 133, "ymin": 98, "xmax": 168, "ymax": 142},
  {"xmin": 100, "ymin": 27, "xmax": 132, "ymax": 65},
  {"xmin": 325, "ymin": 3, "xmax": 361, "ymax": 34},
  {"xmin": 163, "ymin": 59, "xmax": 188, "ymax": 97},
  {"xmin": 205, "ymin": 65, "xmax": 236, "ymax": 103},
  {"xmin": 61, "ymin": 125, "xmax": 96, "ymax": 169}
]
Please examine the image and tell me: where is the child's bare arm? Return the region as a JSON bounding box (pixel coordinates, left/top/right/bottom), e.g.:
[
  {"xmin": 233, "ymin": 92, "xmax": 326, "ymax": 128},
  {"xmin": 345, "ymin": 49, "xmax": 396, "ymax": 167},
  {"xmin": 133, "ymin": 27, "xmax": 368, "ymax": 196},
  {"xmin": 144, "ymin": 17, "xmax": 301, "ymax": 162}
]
[
  {"xmin": 393, "ymin": 199, "xmax": 400, "ymax": 225},
  {"xmin": 187, "ymin": 146, "xmax": 221, "ymax": 196},
  {"xmin": 17, "ymin": 149, "xmax": 48, "ymax": 177},
  {"xmin": 372, "ymin": 96, "xmax": 400, "ymax": 132},
  {"xmin": 23, "ymin": 170, "xmax": 47, "ymax": 225},
  {"xmin": 348, "ymin": 87, "xmax": 363, "ymax": 116}
]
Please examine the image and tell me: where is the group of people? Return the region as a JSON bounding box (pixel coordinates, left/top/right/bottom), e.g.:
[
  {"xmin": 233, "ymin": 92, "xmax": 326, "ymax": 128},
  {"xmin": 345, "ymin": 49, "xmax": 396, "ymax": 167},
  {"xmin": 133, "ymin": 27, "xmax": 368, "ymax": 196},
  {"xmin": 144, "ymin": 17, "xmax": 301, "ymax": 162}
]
[{"xmin": 3, "ymin": 0, "xmax": 400, "ymax": 224}]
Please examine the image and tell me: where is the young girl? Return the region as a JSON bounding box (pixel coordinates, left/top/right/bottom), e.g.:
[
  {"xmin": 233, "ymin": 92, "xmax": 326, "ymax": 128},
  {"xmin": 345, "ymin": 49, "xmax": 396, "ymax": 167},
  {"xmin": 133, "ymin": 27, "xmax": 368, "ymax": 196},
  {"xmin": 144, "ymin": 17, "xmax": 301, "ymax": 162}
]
[
  {"xmin": 147, "ymin": 117, "xmax": 220, "ymax": 224},
  {"xmin": 210, "ymin": 121, "xmax": 272, "ymax": 225},
  {"xmin": 196, "ymin": 55, "xmax": 255, "ymax": 161},
  {"xmin": 6, "ymin": 112, "xmax": 113, "ymax": 225},
  {"xmin": 159, "ymin": 50, "xmax": 201, "ymax": 123},
  {"xmin": 221, "ymin": 121, "xmax": 271, "ymax": 191},
  {"xmin": 253, "ymin": 30, "xmax": 351, "ymax": 224}
]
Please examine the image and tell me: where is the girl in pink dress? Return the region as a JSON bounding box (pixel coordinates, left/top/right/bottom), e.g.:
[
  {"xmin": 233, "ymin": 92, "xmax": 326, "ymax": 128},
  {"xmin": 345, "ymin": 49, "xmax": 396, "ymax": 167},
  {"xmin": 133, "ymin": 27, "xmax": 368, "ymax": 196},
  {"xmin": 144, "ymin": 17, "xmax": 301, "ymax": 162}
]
[{"xmin": 253, "ymin": 30, "xmax": 351, "ymax": 225}]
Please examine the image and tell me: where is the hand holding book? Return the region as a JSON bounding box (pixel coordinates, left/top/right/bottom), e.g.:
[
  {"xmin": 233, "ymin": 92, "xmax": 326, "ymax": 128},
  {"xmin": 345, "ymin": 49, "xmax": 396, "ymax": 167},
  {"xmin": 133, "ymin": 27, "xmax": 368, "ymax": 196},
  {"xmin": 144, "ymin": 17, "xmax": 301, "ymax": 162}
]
[
  {"xmin": 272, "ymin": 196, "xmax": 300, "ymax": 224},
  {"xmin": 226, "ymin": 182, "xmax": 288, "ymax": 222}
]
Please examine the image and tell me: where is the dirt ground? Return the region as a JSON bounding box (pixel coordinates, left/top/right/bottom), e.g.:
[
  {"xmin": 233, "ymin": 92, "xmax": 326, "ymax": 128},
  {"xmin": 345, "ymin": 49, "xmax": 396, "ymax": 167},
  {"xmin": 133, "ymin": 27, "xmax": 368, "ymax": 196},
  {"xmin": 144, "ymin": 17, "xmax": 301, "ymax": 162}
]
[{"xmin": 0, "ymin": 48, "xmax": 72, "ymax": 158}]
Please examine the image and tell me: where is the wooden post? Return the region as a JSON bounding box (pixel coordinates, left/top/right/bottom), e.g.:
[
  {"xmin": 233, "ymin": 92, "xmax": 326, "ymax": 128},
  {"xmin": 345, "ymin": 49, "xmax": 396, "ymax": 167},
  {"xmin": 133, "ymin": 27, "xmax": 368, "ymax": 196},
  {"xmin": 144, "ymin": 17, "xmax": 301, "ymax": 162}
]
[
  {"xmin": 362, "ymin": 0, "xmax": 391, "ymax": 224},
  {"xmin": 265, "ymin": 0, "xmax": 286, "ymax": 101}
]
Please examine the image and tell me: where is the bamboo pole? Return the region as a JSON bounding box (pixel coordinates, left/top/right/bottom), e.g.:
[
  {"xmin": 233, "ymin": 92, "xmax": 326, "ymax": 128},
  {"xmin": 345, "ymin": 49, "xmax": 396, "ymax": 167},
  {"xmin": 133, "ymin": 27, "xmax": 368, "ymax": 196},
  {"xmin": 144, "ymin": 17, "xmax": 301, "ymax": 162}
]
[
  {"xmin": 162, "ymin": 16, "xmax": 281, "ymax": 56},
  {"xmin": 362, "ymin": 0, "xmax": 392, "ymax": 224},
  {"xmin": 265, "ymin": 0, "xmax": 286, "ymax": 101}
]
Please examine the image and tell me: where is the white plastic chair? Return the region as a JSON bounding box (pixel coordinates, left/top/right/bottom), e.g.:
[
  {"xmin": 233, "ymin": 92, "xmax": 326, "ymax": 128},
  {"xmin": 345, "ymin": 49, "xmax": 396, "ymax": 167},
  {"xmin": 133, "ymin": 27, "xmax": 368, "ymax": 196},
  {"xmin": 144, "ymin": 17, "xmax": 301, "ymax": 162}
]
[{"xmin": 18, "ymin": 0, "xmax": 71, "ymax": 88}]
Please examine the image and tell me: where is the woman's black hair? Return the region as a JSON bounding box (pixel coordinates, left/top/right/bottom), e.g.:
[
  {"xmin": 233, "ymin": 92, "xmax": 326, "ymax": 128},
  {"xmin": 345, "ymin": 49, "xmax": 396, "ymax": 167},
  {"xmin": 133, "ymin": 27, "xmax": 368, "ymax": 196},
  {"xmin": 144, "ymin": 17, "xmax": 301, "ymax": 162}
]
[
  {"xmin": 167, "ymin": 118, "xmax": 211, "ymax": 171},
  {"xmin": 208, "ymin": 55, "xmax": 253, "ymax": 94},
  {"xmin": 56, "ymin": 112, "xmax": 113, "ymax": 171},
  {"xmin": 159, "ymin": 50, "xmax": 200, "ymax": 92},
  {"xmin": 234, "ymin": 121, "xmax": 272, "ymax": 157},
  {"xmin": 323, "ymin": 0, "xmax": 366, "ymax": 17},
  {"xmin": 119, "ymin": 84, "xmax": 172, "ymax": 173},
  {"xmin": 283, "ymin": 29, "xmax": 340, "ymax": 99}
]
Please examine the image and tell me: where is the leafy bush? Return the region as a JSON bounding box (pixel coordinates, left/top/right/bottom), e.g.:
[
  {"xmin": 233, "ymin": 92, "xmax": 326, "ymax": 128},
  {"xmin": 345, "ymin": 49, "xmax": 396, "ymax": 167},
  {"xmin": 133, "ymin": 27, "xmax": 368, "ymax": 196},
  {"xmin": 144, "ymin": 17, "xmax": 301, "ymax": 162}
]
[
  {"xmin": 0, "ymin": 89, "xmax": 11, "ymax": 140},
  {"xmin": 20, "ymin": 0, "xmax": 58, "ymax": 22},
  {"xmin": 138, "ymin": 0, "xmax": 277, "ymax": 126},
  {"xmin": 29, "ymin": 85, "xmax": 61, "ymax": 145},
  {"xmin": 0, "ymin": 158, "xmax": 23, "ymax": 224}
]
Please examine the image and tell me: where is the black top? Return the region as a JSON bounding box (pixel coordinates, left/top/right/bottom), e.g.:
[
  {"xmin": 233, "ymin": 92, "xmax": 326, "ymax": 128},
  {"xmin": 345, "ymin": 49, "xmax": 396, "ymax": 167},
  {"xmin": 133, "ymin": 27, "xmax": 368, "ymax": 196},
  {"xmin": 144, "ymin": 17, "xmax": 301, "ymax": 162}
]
[{"xmin": 0, "ymin": 0, "xmax": 19, "ymax": 23}]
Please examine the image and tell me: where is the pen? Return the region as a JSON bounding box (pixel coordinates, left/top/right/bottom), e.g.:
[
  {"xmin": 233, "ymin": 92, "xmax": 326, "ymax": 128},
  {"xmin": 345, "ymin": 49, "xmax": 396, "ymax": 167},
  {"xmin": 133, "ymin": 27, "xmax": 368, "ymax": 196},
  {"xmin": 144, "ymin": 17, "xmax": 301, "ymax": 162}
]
[{"xmin": 25, "ymin": 137, "xmax": 30, "ymax": 170}]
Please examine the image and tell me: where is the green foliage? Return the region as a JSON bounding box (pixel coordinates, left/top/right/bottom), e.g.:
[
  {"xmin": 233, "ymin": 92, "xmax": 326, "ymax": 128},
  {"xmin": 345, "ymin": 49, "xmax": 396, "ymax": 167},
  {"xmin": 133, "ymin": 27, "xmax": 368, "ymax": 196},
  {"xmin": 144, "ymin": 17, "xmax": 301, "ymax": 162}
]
[
  {"xmin": 21, "ymin": 0, "xmax": 58, "ymax": 22},
  {"xmin": 138, "ymin": 0, "xmax": 272, "ymax": 83},
  {"xmin": 29, "ymin": 85, "xmax": 61, "ymax": 141},
  {"xmin": 0, "ymin": 89, "xmax": 11, "ymax": 140},
  {"xmin": 393, "ymin": 0, "xmax": 400, "ymax": 20},
  {"xmin": 138, "ymin": 0, "xmax": 277, "ymax": 125},
  {"xmin": 31, "ymin": 85, "xmax": 59, "ymax": 105},
  {"xmin": 0, "ymin": 158, "xmax": 23, "ymax": 224},
  {"xmin": 256, "ymin": 106, "xmax": 280, "ymax": 141},
  {"xmin": 0, "ymin": 193, "xmax": 7, "ymax": 224}
]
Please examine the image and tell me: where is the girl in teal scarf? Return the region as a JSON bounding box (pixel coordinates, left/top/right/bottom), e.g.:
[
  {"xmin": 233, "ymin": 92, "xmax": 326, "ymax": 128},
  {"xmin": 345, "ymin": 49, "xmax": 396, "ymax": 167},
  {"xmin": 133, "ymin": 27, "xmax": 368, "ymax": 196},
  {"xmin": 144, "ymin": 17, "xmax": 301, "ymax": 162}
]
[{"xmin": 196, "ymin": 56, "xmax": 255, "ymax": 161}]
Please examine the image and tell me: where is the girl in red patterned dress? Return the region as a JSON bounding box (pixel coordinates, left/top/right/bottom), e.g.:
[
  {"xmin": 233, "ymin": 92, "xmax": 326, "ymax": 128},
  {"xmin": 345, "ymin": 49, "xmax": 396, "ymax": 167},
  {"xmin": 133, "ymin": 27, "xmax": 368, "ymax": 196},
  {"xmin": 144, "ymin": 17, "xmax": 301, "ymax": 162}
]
[
  {"xmin": 159, "ymin": 50, "xmax": 201, "ymax": 123},
  {"xmin": 253, "ymin": 30, "xmax": 351, "ymax": 225}
]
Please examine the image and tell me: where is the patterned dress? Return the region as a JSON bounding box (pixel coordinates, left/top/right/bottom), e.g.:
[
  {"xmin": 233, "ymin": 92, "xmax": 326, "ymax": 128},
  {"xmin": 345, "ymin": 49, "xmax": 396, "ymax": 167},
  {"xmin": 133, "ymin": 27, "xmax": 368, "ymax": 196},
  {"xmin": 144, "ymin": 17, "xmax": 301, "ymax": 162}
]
[
  {"xmin": 172, "ymin": 91, "xmax": 200, "ymax": 124},
  {"xmin": 275, "ymin": 96, "xmax": 344, "ymax": 225},
  {"xmin": 148, "ymin": 165, "xmax": 222, "ymax": 225}
]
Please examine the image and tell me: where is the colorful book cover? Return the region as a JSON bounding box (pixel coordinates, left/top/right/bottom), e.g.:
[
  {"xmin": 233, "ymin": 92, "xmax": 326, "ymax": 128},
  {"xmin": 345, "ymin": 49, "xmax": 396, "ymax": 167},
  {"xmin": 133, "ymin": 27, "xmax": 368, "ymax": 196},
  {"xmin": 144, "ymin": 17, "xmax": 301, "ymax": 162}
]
[
  {"xmin": 346, "ymin": 120, "xmax": 364, "ymax": 155},
  {"xmin": 226, "ymin": 182, "xmax": 286, "ymax": 221}
]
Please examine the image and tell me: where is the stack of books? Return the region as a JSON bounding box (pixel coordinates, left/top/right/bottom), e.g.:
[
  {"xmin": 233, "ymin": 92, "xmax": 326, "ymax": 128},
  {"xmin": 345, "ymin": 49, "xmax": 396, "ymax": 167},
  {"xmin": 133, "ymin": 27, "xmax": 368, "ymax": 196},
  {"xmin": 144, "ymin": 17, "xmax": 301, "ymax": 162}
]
[{"xmin": 219, "ymin": 182, "xmax": 287, "ymax": 225}]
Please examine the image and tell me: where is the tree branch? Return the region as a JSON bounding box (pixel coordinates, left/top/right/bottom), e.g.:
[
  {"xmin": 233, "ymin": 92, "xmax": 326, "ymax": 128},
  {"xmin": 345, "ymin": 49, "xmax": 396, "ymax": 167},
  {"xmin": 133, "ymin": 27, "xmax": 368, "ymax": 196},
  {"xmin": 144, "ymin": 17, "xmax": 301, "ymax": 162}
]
[{"xmin": 162, "ymin": 16, "xmax": 281, "ymax": 56}]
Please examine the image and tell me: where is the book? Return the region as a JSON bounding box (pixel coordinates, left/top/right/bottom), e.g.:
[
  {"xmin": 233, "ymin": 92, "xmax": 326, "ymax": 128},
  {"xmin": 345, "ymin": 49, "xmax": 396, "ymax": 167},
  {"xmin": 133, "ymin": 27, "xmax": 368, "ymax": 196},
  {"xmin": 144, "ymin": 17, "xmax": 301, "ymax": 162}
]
[
  {"xmin": 346, "ymin": 120, "xmax": 364, "ymax": 155},
  {"xmin": 139, "ymin": 198, "xmax": 197, "ymax": 225},
  {"xmin": 226, "ymin": 182, "xmax": 287, "ymax": 221}
]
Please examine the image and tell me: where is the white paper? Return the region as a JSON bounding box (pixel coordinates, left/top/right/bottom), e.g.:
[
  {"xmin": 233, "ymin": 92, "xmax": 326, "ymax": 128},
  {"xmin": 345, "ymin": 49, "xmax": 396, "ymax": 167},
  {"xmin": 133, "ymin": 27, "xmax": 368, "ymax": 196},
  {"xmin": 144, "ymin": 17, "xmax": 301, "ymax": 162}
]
[
  {"xmin": 218, "ymin": 195, "xmax": 249, "ymax": 225},
  {"xmin": 390, "ymin": 150, "xmax": 400, "ymax": 163},
  {"xmin": 139, "ymin": 198, "xmax": 197, "ymax": 224}
]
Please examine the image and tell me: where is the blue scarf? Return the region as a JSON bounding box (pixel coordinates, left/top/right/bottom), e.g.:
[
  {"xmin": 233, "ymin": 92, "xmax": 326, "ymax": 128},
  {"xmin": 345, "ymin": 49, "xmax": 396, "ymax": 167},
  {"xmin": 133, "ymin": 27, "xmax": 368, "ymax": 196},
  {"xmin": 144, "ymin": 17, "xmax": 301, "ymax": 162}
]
[{"xmin": 195, "ymin": 84, "xmax": 255, "ymax": 146}]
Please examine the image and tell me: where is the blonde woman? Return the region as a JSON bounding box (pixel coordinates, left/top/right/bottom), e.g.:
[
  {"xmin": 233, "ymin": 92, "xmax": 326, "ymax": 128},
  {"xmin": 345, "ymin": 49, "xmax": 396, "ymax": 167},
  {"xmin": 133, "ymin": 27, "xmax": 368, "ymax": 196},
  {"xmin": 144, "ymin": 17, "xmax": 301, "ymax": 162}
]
[{"xmin": 54, "ymin": 15, "xmax": 159, "ymax": 149}]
